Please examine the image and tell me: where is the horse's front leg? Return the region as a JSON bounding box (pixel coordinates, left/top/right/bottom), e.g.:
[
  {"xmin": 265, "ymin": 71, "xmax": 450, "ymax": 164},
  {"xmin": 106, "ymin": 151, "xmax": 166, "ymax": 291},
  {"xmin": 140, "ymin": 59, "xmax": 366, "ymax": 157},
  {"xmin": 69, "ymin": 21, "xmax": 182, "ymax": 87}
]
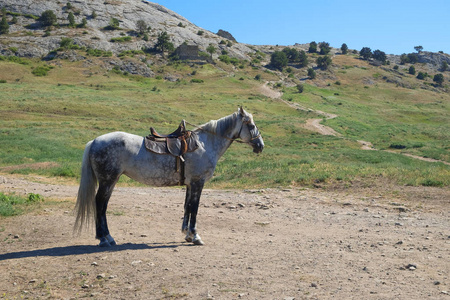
[
  {"xmin": 181, "ymin": 186, "xmax": 191, "ymax": 240},
  {"xmin": 182, "ymin": 180, "xmax": 205, "ymax": 245}
]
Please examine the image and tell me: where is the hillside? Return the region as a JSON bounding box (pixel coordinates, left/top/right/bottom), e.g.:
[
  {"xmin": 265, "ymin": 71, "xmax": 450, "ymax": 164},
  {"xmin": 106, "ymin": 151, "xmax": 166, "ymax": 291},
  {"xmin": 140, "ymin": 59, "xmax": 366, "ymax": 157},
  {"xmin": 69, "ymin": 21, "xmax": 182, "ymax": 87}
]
[
  {"xmin": 0, "ymin": 0, "xmax": 449, "ymax": 189},
  {"xmin": 0, "ymin": 0, "xmax": 253, "ymax": 60}
]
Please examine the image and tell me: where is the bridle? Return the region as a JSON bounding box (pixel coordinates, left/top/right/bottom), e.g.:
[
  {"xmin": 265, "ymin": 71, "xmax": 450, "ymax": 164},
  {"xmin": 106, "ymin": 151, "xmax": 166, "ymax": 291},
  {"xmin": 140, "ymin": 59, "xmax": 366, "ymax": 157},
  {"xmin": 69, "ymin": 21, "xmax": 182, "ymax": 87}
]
[{"xmin": 185, "ymin": 118, "xmax": 261, "ymax": 145}]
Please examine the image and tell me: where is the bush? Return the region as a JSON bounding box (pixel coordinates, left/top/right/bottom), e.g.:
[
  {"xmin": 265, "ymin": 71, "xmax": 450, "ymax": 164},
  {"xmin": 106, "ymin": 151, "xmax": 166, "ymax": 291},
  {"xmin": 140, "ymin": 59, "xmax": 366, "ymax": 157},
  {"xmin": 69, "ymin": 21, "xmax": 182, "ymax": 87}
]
[
  {"xmin": 433, "ymin": 73, "xmax": 444, "ymax": 86},
  {"xmin": 409, "ymin": 66, "xmax": 415, "ymax": 75},
  {"xmin": 105, "ymin": 18, "xmax": 120, "ymax": 30},
  {"xmin": 341, "ymin": 43, "xmax": 348, "ymax": 54},
  {"xmin": 110, "ymin": 36, "xmax": 132, "ymax": 42},
  {"xmin": 39, "ymin": 10, "xmax": 57, "ymax": 27},
  {"xmin": 190, "ymin": 78, "xmax": 204, "ymax": 83},
  {"xmin": 0, "ymin": 192, "xmax": 44, "ymax": 216},
  {"xmin": 32, "ymin": 66, "xmax": 51, "ymax": 76},
  {"xmin": 360, "ymin": 47, "xmax": 372, "ymax": 60},
  {"xmin": 296, "ymin": 84, "xmax": 304, "ymax": 93},
  {"xmin": 308, "ymin": 41, "xmax": 317, "ymax": 53},
  {"xmin": 307, "ymin": 68, "xmax": 316, "ymax": 79},
  {"xmin": 316, "ymin": 55, "xmax": 332, "ymax": 70},
  {"xmin": 60, "ymin": 37, "xmax": 74, "ymax": 48},
  {"xmin": 270, "ymin": 51, "xmax": 288, "ymax": 71},
  {"xmin": 416, "ymin": 72, "xmax": 425, "ymax": 80}
]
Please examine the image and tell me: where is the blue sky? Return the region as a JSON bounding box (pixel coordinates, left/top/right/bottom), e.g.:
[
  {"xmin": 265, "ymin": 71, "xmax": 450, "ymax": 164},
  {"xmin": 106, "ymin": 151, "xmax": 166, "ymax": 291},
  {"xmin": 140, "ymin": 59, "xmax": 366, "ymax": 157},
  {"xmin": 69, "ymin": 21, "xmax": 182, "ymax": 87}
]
[{"xmin": 150, "ymin": 0, "xmax": 450, "ymax": 55}]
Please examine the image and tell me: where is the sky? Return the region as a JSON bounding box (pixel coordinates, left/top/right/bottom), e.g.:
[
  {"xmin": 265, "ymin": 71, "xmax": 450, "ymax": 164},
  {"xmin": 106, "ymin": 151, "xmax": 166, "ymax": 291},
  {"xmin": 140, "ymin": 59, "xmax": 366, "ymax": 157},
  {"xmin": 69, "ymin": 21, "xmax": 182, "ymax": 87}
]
[{"xmin": 150, "ymin": 0, "xmax": 450, "ymax": 55}]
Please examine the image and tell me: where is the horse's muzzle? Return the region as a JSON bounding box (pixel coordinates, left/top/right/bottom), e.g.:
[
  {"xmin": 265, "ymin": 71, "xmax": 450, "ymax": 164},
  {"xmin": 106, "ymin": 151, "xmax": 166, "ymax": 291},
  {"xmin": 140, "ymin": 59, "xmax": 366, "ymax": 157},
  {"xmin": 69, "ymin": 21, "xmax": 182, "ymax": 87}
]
[{"xmin": 252, "ymin": 141, "xmax": 264, "ymax": 153}]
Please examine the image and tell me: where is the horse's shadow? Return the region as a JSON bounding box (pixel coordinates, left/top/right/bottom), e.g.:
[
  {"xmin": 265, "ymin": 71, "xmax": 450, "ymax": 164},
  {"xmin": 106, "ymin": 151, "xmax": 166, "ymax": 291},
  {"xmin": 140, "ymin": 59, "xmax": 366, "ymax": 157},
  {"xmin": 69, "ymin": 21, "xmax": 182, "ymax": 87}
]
[{"xmin": 0, "ymin": 242, "xmax": 191, "ymax": 261}]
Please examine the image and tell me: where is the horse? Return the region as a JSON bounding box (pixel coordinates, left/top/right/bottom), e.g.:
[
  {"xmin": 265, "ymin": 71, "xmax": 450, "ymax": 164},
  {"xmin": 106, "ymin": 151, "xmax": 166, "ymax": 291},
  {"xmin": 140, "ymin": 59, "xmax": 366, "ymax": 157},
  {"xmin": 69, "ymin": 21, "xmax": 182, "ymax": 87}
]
[{"xmin": 74, "ymin": 107, "xmax": 264, "ymax": 246}]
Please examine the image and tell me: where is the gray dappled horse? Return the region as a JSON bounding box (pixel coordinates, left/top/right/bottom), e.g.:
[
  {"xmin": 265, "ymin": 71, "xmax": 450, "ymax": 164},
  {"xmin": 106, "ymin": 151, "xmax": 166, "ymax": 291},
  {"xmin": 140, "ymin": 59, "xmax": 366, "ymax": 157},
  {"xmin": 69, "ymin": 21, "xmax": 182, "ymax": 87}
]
[{"xmin": 74, "ymin": 107, "xmax": 264, "ymax": 246}]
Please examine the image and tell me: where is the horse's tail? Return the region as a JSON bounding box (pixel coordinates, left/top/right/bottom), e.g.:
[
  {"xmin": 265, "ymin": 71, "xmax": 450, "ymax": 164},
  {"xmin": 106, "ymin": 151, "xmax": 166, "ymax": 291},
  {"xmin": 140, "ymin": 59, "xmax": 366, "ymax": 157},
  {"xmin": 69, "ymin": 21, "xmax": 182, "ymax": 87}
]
[{"xmin": 74, "ymin": 141, "xmax": 97, "ymax": 234}]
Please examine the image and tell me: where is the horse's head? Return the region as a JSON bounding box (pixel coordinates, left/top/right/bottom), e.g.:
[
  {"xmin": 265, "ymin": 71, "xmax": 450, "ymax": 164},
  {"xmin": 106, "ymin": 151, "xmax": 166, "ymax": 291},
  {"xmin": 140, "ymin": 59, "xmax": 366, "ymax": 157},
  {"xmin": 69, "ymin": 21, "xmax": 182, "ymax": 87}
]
[{"xmin": 237, "ymin": 107, "xmax": 264, "ymax": 153}]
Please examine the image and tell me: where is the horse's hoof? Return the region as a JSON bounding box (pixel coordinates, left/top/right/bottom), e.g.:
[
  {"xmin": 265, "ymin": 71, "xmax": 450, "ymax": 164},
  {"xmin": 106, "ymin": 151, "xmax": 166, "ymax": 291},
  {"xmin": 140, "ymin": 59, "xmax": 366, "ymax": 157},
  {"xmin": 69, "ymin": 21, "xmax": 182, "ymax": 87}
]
[
  {"xmin": 193, "ymin": 238, "xmax": 204, "ymax": 246},
  {"xmin": 192, "ymin": 234, "xmax": 204, "ymax": 245},
  {"xmin": 106, "ymin": 234, "xmax": 116, "ymax": 246},
  {"xmin": 98, "ymin": 238, "xmax": 111, "ymax": 247},
  {"xmin": 185, "ymin": 236, "xmax": 193, "ymax": 243}
]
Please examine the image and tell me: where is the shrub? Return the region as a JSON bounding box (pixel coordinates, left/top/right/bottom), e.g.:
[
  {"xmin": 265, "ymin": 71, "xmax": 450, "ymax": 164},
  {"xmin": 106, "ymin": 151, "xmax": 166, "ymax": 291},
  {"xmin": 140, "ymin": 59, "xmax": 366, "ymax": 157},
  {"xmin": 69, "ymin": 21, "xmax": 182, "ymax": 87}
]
[
  {"xmin": 39, "ymin": 10, "xmax": 57, "ymax": 27},
  {"xmin": 197, "ymin": 30, "xmax": 204, "ymax": 36},
  {"xmin": 270, "ymin": 51, "xmax": 288, "ymax": 71},
  {"xmin": 32, "ymin": 66, "xmax": 51, "ymax": 76},
  {"xmin": 296, "ymin": 84, "xmax": 304, "ymax": 93},
  {"xmin": 110, "ymin": 36, "xmax": 132, "ymax": 42},
  {"xmin": 341, "ymin": 43, "xmax": 348, "ymax": 54},
  {"xmin": 416, "ymin": 72, "xmax": 425, "ymax": 80},
  {"xmin": 60, "ymin": 37, "xmax": 74, "ymax": 48},
  {"xmin": 316, "ymin": 55, "xmax": 332, "ymax": 70},
  {"xmin": 433, "ymin": 73, "xmax": 444, "ymax": 86},
  {"xmin": 308, "ymin": 41, "xmax": 317, "ymax": 53},
  {"xmin": 0, "ymin": 15, "xmax": 9, "ymax": 34},
  {"xmin": 360, "ymin": 47, "xmax": 372, "ymax": 60},
  {"xmin": 318, "ymin": 42, "xmax": 331, "ymax": 55},
  {"xmin": 191, "ymin": 78, "xmax": 204, "ymax": 83},
  {"xmin": 219, "ymin": 55, "xmax": 231, "ymax": 64},
  {"xmin": 68, "ymin": 12, "xmax": 75, "ymax": 27},
  {"xmin": 136, "ymin": 19, "xmax": 147, "ymax": 35},
  {"xmin": 307, "ymin": 68, "xmax": 316, "ymax": 79},
  {"xmin": 255, "ymin": 74, "xmax": 261, "ymax": 81},
  {"xmin": 106, "ymin": 17, "xmax": 120, "ymax": 30},
  {"xmin": 409, "ymin": 66, "xmax": 416, "ymax": 75}
]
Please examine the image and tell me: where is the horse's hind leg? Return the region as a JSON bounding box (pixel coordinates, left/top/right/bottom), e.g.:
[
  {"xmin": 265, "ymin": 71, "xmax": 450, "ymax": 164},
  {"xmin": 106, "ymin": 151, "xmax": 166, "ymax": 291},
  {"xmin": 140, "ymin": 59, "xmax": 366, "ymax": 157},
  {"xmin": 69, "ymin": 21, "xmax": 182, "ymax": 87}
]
[
  {"xmin": 182, "ymin": 180, "xmax": 205, "ymax": 245},
  {"xmin": 95, "ymin": 181, "xmax": 117, "ymax": 247}
]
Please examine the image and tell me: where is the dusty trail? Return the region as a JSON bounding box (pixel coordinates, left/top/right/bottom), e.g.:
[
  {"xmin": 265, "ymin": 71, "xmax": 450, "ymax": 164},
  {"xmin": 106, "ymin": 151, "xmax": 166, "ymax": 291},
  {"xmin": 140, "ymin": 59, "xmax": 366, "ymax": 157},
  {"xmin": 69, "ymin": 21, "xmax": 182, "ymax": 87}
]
[{"xmin": 0, "ymin": 175, "xmax": 449, "ymax": 299}]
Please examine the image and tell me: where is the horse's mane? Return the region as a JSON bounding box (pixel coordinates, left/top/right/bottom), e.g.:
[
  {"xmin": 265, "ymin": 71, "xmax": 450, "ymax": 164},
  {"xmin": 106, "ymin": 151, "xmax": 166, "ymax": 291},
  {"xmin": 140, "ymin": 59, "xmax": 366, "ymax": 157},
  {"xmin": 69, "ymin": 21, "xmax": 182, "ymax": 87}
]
[{"xmin": 196, "ymin": 112, "xmax": 238, "ymax": 136}]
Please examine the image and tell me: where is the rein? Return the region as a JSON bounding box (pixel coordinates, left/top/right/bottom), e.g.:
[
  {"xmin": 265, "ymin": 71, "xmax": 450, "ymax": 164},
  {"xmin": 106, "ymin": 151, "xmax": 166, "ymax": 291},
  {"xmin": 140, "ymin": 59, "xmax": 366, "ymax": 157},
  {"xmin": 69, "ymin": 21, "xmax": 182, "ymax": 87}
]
[{"xmin": 185, "ymin": 120, "xmax": 261, "ymax": 144}]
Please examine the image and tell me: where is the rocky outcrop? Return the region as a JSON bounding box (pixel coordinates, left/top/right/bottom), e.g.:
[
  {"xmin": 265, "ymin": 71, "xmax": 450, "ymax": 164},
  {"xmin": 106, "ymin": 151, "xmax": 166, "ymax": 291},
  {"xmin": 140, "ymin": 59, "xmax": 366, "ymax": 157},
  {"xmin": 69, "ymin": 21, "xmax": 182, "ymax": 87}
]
[
  {"xmin": 217, "ymin": 29, "xmax": 236, "ymax": 42},
  {"xmin": 0, "ymin": 0, "xmax": 254, "ymax": 60}
]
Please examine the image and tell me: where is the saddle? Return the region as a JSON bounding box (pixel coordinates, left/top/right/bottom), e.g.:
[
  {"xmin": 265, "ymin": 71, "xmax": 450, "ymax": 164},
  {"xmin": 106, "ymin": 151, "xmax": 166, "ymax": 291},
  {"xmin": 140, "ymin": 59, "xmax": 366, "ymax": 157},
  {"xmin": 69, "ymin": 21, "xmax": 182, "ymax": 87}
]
[{"xmin": 144, "ymin": 120, "xmax": 199, "ymax": 185}]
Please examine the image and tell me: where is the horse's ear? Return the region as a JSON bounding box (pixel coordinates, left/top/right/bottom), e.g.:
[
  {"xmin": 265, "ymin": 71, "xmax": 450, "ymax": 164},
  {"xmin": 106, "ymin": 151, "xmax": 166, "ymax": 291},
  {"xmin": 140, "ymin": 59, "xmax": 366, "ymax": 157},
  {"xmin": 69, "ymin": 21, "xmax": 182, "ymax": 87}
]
[{"xmin": 238, "ymin": 106, "xmax": 246, "ymax": 116}]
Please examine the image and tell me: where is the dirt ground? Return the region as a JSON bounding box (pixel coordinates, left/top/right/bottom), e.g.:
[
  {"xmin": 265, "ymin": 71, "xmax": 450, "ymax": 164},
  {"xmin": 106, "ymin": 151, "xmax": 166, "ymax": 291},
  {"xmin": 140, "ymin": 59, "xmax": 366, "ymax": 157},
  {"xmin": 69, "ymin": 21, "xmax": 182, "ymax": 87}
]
[{"xmin": 0, "ymin": 175, "xmax": 449, "ymax": 300}]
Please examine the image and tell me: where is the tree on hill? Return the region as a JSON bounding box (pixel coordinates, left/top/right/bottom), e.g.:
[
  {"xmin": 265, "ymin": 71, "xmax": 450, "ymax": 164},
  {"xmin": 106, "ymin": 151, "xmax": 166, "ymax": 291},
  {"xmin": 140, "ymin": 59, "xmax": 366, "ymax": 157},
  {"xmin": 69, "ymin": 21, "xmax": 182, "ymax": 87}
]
[
  {"xmin": 360, "ymin": 47, "xmax": 372, "ymax": 60},
  {"xmin": 319, "ymin": 42, "xmax": 331, "ymax": 55},
  {"xmin": 298, "ymin": 50, "xmax": 308, "ymax": 68},
  {"xmin": 373, "ymin": 49, "xmax": 387, "ymax": 63},
  {"xmin": 341, "ymin": 43, "xmax": 348, "ymax": 54},
  {"xmin": 107, "ymin": 17, "xmax": 120, "ymax": 30},
  {"xmin": 282, "ymin": 47, "xmax": 299, "ymax": 62},
  {"xmin": 307, "ymin": 68, "xmax": 316, "ymax": 79},
  {"xmin": 416, "ymin": 72, "xmax": 426, "ymax": 80},
  {"xmin": 414, "ymin": 45, "xmax": 423, "ymax": 53},
  {"xmin": 206, "ymin": 44, "xmax": 216, "ymax": 59},
  {"xmin": 316, "ymin": 55, "xmax": 332, "ymax": 70},
  {"xmin": 409, "ymin": 66, "xmax": 416, "ymax": 75},
  {"xmin": 441, "ymin": 61, "xmax": 448, "ymax": 72},
  {"xmin": 433, "ymin": 73, "xmax": 444, "ymax": 86},
  {"xmin": 154, "ymin": 31, "xmax": 174, "ymax": 57},
  {"xmin": 308, "ymin": 41, "xmax": 317, "ymax": 53},
  {"xmin": 136, "ymin": 19, "xmax": 148, "ymax": 36},
  {"xmin": 68, "ymin": 12, "xmax": 75, "ymax": 28},
  {"xmin": 400, "ymin": 53, "xmax": 419, "ymax": 64},
  {"xmin": 270, "ymin": 51, "xmax": 288, "ymax": 71},
  {"xmin": 39, "ymin": 10, "xmax": 57, "ymax": 27},
  {"xmin": 0, "ymin": 15, "xmax": 9, "ymax": 34}
]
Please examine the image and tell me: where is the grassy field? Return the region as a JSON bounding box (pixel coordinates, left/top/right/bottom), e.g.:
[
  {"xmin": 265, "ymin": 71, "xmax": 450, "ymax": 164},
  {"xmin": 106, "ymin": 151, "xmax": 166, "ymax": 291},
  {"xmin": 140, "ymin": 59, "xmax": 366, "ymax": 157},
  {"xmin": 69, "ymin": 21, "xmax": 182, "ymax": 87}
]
[{"xmin": 0, "ymin": 56, "xmax": 449, "ymax": 189}]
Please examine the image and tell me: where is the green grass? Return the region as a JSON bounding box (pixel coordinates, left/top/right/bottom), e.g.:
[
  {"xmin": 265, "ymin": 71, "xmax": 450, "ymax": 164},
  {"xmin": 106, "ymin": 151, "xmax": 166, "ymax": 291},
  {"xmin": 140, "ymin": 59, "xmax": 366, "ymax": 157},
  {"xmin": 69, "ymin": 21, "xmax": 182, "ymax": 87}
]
[
  {"xmin": 0, "ymin": 57, "xmax": 449, "ymax": 189},
  {"xmin": 0, "ymin": 192, "xmax": 44, "ymax": 216}
]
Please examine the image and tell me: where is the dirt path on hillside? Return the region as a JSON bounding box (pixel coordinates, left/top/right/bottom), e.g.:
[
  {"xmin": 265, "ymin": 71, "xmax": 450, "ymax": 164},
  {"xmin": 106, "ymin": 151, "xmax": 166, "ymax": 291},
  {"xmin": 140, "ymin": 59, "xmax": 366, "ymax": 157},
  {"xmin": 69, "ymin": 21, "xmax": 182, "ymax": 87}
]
[
  {"xmin": 0, "ymin": 175, "xmax": 449, "ymax": 299},
  {"xmin": 261, "ymin": 83, "xmax": 449, "ymax": 166}
]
